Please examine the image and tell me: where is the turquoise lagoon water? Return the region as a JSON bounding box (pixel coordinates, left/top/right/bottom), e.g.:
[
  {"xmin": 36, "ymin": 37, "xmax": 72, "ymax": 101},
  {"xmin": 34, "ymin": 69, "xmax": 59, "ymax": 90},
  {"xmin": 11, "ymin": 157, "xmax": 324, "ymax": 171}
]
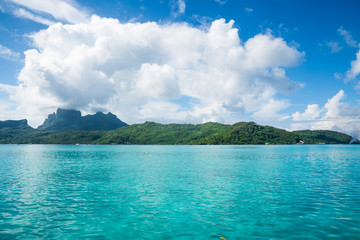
[{"xmin": 1, "ymin": 144, "xmax": 360, "ymax": 239}]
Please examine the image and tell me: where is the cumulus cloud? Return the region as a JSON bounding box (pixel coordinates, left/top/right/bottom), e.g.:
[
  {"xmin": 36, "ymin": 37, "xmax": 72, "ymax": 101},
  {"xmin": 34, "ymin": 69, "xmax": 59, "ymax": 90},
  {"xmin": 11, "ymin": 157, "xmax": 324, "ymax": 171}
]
[
  {"xmin": 170, "ymin": 0, "xmax": 186, "ymax": 18},
  {"xmin": 8, "ymin": 0, "xmax": 89, "ymax": 24},
  {"xmin": 292, "ymin": 104, "xmax": 322, "ymax": 121},
  {"xmin": 291, "ymin": 90, "xmax": 360, "ymax": 138},
  {"xmin": 0, "ymin": 16, "xmax": 304, "ymax": 127}
]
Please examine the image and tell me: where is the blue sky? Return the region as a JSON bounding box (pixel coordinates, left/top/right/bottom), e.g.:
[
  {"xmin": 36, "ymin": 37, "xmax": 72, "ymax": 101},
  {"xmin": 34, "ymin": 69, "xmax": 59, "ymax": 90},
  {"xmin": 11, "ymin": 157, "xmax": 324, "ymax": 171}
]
[{"xmin": 0, "ymin": 0, "xmax": 360, "ymax": 136}]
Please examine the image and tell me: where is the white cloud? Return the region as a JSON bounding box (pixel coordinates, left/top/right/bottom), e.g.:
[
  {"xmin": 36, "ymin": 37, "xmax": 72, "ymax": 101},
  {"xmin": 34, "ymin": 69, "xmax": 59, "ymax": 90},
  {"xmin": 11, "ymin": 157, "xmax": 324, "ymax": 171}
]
[
  {"xmin": 326, "ymin": 41, "xmax": 342, "ymax": 53},
  {"xmin": 292, "ymin": 104, "xmax": 322, "ymax": 121},
  {"xmin": 0, "ymin": 17, "xmax": 305, "ymax": 127},
  {"xmin": 214, "ymin": 0, "xmax": 227, "ymax": 5},
  {"xmin": 346, "ymin": 49, "xmax": 360, "ymax": 82},
  {"xmin": 0, "ymin": 100, "xmax": 20, "ymax": 120},
  {"xmin": 338, "ymin": 26, "xmax": 358, "ymax": 48},
  {"xmin": 134, "ymin": 63, "xmax": 180, "ymax": 99},
  {"xmin": 0, "ymin": 44, "xmax": 20, "ymax": 60},
  {"xmin": 13, "ymin": 8, "xmax": 56, "ymax": 26},
  {"xmin": 291, "ymin": 90, "xmax": 360, "ymax": 138},
  {"xmin": 337, "ymin": 27, "xmax": 360, "ymax": 87},
  {"xmin": 244, "ymin": 8, "xmax": 254, "ymax": 15},
  {"xmin": 252, "ymin": 98, "xmax": 290, "ymax": 121},
  {"xmin": 8, "ymin": 0, "xmax": 89, "ymax": 24},
  {"xmin": 139, "ymin": 101, "xmax": 184, "ymax": 122},
  {"xmin": 244, "ymin": 34, "xmax": 303, "ymax": 69},
  {"xmin": 170, "ymin": 0, "xmax": 186, "ymax": 18},
  {"xmin": 334, "ymin": 73, "xmax": 343, "ymax": 80}
]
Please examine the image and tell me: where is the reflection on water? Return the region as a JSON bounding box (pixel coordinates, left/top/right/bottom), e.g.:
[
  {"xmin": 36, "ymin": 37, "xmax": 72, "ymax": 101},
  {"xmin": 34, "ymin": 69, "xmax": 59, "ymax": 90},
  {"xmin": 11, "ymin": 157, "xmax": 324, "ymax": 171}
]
[{"xmin": 1, "ymin": 145, "xmax": 360, "ymax": 239}]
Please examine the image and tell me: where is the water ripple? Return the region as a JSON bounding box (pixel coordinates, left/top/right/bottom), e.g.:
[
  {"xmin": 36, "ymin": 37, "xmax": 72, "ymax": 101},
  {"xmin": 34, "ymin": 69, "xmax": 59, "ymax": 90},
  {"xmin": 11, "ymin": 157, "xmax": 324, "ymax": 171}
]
[{"xmin": 1, "ymin": 145, "xmax": 360, "ymax": 239}]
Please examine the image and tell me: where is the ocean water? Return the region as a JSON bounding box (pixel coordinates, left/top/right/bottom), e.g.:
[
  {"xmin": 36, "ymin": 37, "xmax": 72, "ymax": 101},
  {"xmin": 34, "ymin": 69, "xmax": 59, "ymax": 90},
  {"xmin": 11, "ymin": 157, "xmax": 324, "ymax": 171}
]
[{"xmin": 0, "ymin": 145, "xmax": 360, "ymax": 239}]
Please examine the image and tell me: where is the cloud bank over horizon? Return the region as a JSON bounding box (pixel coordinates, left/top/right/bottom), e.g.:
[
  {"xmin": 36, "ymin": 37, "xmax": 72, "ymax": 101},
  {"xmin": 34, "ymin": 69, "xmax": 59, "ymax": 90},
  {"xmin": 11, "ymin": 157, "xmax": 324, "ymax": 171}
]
[
  {"xmin": 291, "ymin": 90, "xmax": 360, "ymax": 138},
  {"xmin": 0, "ymin": 16, "xmax": 305, "ymax": 127}
]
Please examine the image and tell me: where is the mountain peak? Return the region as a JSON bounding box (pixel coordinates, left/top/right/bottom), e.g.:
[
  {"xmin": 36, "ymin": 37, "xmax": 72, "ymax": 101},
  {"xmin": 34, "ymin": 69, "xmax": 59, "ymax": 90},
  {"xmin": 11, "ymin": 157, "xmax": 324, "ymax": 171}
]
[{"xmin": 38, "ymin": 108, "xmax": 127, "ymax": 131}]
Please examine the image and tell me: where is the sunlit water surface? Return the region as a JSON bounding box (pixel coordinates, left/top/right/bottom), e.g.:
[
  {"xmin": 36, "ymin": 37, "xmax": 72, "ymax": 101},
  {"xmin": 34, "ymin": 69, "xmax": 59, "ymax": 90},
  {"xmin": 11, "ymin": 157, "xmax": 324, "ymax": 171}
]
[{"xmin": 1, "ymin": 145, "xmax": 360, "ymax": 239}]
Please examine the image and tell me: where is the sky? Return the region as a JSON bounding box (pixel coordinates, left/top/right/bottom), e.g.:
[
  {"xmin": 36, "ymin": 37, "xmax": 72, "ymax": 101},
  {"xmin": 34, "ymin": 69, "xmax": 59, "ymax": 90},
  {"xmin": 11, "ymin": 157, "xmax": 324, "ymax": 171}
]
[{"xmin": 0, "ymin": 0, "xmax": 360, "ymax": 137}]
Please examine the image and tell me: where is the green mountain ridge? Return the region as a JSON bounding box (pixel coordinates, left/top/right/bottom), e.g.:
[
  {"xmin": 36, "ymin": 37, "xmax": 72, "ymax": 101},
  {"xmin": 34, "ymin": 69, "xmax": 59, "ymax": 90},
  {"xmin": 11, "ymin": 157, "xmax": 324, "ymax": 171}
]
[
  {"xmin": 0, "ymin": 119, "xmax": 31, "ymax": 129},
  {"xmin": 0, "ymin": 109, "xmax": 356, "ymax": 144},
  {"xmin": 92, "ymin": 121, "xmax": 353, "ymax": 145}
]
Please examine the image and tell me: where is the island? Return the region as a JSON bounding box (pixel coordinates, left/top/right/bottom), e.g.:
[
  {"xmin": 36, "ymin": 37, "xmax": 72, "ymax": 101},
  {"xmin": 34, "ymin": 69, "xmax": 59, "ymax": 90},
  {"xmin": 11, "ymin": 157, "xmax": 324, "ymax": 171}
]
[{"xmin": 0, "ymin": 108, "xmax": 357, "ymax": 145}]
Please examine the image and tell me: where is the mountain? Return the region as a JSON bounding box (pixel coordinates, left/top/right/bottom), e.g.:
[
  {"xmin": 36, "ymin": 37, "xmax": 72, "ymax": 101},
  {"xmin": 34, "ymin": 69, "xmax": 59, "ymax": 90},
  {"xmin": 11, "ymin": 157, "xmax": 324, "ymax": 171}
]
[
  {"xmin": 81, "ymin": 112, "xmax": 127, "ymax": 130},
  {"xmin": 0, "ymin": 119, "xmax": 46, "ymax": 144},
  {"xmin": 38, "ymin": 108, "xmax": 127, "ymax": 132},
  {"xmin": 0, "ymin": 119, "xmax": 31, "ymax": 129}
]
